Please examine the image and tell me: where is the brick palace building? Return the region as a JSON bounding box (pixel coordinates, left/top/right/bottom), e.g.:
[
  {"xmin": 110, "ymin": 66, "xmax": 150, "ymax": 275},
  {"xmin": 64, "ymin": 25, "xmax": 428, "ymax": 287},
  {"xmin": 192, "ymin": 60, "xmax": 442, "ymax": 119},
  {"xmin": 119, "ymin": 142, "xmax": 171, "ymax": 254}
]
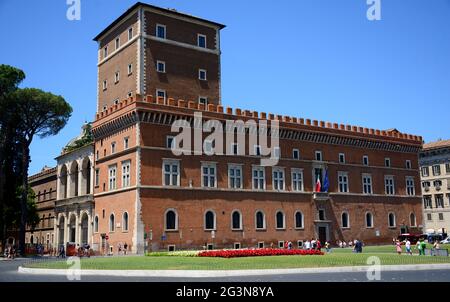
[{"xmin": 25, "ymin": 2, "xmax": 424, "ymax": 254}]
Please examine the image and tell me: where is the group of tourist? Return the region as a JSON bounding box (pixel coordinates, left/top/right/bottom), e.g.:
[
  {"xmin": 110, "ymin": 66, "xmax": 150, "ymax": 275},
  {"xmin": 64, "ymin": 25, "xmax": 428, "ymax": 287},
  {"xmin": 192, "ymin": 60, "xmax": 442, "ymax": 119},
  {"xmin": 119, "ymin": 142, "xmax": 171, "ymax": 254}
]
[
  {"xmin": 302, "ymin": 238, "xmax": 323, "ymax": 251},
  {"xmin": 336, "ymin": 239, "xmax": 363, "ymax": 253}
]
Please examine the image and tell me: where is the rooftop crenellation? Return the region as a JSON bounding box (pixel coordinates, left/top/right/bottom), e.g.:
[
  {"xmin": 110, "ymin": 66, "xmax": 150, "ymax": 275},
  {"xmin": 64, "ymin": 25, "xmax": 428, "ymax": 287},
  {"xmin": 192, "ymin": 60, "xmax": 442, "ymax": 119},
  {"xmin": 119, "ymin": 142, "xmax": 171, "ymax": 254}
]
[{"xmin": 94, "ymin": 94, "xmax": 423, "ymax": 144}]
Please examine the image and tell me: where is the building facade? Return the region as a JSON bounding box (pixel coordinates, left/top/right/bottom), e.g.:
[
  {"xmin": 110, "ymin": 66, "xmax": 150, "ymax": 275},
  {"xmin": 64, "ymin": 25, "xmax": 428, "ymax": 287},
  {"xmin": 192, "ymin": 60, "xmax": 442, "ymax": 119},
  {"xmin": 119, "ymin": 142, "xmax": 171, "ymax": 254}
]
[
  {"xmin": 27, "ymin": 166, "xmax": 57, "ymax": 247},
  {"xmin": 92, "ymin": 95, "xmax": 423, "ymax": 253},
  {"xmin": 94, "ymin": 2, "xmax": 225, "ymax": 113},
  {"xmin": 419, "ymin": 139, "xmax": 450, "ymax": 235},
  {"xmin": 55, "ymin": 124, "xmax": 95, "ymax": 249}
]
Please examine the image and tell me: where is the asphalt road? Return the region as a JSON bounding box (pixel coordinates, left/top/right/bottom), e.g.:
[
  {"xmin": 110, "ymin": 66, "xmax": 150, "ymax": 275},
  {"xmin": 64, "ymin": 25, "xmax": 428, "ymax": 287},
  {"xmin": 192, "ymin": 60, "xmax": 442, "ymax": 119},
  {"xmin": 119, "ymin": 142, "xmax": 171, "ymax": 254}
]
[{"xmin": 1, "ymin": 258, "xmax": 450, "ymax": 282}]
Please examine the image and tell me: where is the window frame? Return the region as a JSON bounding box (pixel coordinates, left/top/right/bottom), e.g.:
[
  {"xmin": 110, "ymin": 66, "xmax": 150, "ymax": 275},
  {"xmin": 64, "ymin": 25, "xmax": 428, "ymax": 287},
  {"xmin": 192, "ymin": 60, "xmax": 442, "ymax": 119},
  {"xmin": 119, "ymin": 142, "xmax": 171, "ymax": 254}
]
[
  {"xmin": 164, "ymin": 208, "xmax": 178, "ymax": 231},
  {"xmin": 255, "ymin": 210, "xmax": 266, "ymax": 230},
  {"xmin": 362, "ymin": 173, "xmax": 373, "ymax": 194},
  {"xmin": 201, "ymin": 162, "xmax": 217, "ymax": 188},
  {"xmin": 341, "ymin": 211, "xmax": 350, "ymax": 229},
  {"xmin": 121, "ymin": 160, "xmax": 131, "ymax": 188},
  {"xmin": 162, "ymin": 159, "xmax": 180, "ymax": 187},
  {"xmin": 339, "ymin": 153, "xmax": 346, "ymax": 164},
  {"xmin": 198, "ymin": 69, "xmax": 207, "ymax": 81},
  {"xmin": 291, "ymin": 168, "xmax": 304, "ymax": 192},
  {"xmin": 156, "ymin": 60, "xmax": 166, "ymax": 73},
  {"xmin": 197, "ymin": 34, "xmax": 207, "ymax": 48},
  {"xmin": 272, "ymin": 167, "xmax": 285, "ymax": 191},
  {"xmin": 292, "ymin": 149, "xmax": 300, "ymax": 160},
  {"xmin": 228, "ymin": 164, "xmax": 243, "ymax": 189},
  {"xmin": 156, "ymin": 24, "xmax": 166, "ymax": 39},
  {"xmin": 294, "ymin": 211, "xmax": 304, "ymax": 229},
  {"xmin": 275, "ymin": 210, "xmax": 286, "ymax": 230},
  {"xmin": 204, "ymin": 210, "xmax": 216, "ymax": 231},
  {"xmin": 384, "ymin": 175, "xmax": 395, "ymax": 195},
  {"xmin": 338, "ymin": 171, "xmax": 349, "ymax": 193},
  {"xmin": 231, "ymin": 210, "xmax": 243, "ymax": 230},
  {"xmin": 108, "ymin": 164, "xmax": 117, "ymax": 190},
  {"xmin": 252, "ymin": 166, "xmax": 265, "ymax": 190}
]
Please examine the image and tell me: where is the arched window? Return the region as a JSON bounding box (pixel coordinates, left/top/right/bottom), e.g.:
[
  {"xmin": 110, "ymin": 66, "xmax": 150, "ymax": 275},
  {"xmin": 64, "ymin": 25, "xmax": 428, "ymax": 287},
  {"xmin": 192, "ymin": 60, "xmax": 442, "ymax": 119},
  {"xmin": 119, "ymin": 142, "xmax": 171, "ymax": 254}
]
[
  {"xmin": 410, "ymin": 213, "xmax": 416, "ymax": 227},
  {"xmin": 276, "ymin": 211, "xmax": 285, "ymax": 229},
  {"xmin": 366, "ymin": 212, "xmax": 373, "ymax": 228},
  {"xmin": 231, "ymin": 211, "xmax": 242, "ymax": 230},
  {"xmin": 122, "ymin": 212, "xmax": 129, "ymax": 232},
  {"xmin": 165, "ymin": 209, "xmax": 177, "ymax": 230},
  {"xmin": 204, "ymin": 210, "xmax": 215, "ymax": 230},
  {"xmin": 295, "ymin": 211, "xmax": 304, "ymax": 229},
  {"xmin": 109, "ymin": 214, "xmax": 115, "ymax": 232},
  {"xmin": 94, "ymin": 216, "xmax": 99, "ymax": 233},
  {"xmin": 255, "ymin": 211, "xmax": 265, "ymax": 229},
  {"xmin": 388, "ymin": 213, "xmax": 396, "ymax": 227},
  {"xmin": 341, "ymin": 212, "xmax": 349, "ymax": 228}
]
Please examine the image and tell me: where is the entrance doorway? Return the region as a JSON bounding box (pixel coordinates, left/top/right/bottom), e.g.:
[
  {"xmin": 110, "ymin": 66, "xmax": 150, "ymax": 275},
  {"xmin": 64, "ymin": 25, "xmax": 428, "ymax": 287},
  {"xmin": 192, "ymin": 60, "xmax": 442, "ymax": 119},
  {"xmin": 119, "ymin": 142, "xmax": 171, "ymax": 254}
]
[{"xmin": 318, "ymin": 226, "xmax": 327, "ymax": 243}]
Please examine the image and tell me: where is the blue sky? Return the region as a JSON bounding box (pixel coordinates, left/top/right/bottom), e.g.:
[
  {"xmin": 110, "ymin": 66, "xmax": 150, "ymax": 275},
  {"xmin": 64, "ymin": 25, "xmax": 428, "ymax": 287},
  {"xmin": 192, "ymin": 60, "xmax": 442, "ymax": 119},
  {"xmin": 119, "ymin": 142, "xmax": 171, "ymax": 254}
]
[{"xmin": 1, "ymin": 0, "xmax": 449, "ymax": 175}]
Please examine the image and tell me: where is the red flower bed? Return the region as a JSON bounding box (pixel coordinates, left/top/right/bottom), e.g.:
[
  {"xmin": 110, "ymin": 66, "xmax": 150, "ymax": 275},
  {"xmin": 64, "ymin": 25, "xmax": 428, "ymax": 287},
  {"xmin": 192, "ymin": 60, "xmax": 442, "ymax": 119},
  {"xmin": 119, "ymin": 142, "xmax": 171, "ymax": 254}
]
[{"xmin": 198, "ymin": 248, "xmax": 324, "ymax": 258}]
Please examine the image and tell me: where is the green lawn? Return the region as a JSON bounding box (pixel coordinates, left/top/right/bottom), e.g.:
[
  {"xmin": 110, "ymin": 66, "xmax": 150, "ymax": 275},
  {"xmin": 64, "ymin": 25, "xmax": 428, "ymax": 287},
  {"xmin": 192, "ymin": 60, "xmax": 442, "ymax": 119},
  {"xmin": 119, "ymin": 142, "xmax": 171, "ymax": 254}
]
[{"xmin": 23, "ymin": 245, "xmax": 450, "ymax": 270}]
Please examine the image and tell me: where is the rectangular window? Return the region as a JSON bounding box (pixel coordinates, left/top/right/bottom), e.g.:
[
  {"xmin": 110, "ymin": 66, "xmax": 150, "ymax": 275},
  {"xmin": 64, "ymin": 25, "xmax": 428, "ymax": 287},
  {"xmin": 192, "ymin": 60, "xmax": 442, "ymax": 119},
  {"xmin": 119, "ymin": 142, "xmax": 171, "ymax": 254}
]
[
  {"xmin": 204, "ymin": 140, "xmax": 213, "ymax": 154},
  {"xmin": 406, "ymin": 160, "xmax": 412, "ymax": 169},
  {"xmin": 156, "ymin": 24, "xmax": 166, "ymax": 39},
  {"xmin": 128, "ymin": 64, "xmax": 133, "ymax": 75},
  {"xmin": 124, "ymin": 137, "xmax": 129, "ymax": 149},
  {"xmin": 363, "ymin": 155, "xmax": 369, "ymax": 166},
  {"xmin": 156, "ymin": 60, "xmax": 165, "ymax": 73},
  {"xmin": 198, "ymin": 69, "xmax": 207, "ymax": 80},
  {"xmin": 231, "ymin": 143, "xmax": 238, "ymax": 155},
  {"xmin": 292, "ymin": 149, "xmax": 299, "ymax": 160},
  {"xmin": 339, "ymin": 153, "xmax": 345, "ymax": 164},
  {"xmin": 318, "ymin": 209, "xmax": 326, "ymax": 221},
  {"xmin": 103, "ymin": 46, "xmax": 108, "ymax": 58},
  {"xmin": 435, "ymin": 194, "xmax": 444, "ymax": 208},
  {"xmin": 433, "ymin": 165, "xmax": 441, "ymax": 176},
  {"xmin": 163, "ymin": 160, "xmax": 179, "ymax": 186},
  {"xmin": 446, "ymin": 163, "xmax": 450, "ymax": 174},
  {"xmin": 111, "ymin": 142, "xmax": 116, "ymax": 154},
  {"xmin": 427, "ymin": 213, "xmax": 432, "ymax": 221},
  {"xmin": 128, "ymin": 27, "xmax": 133, "ymax": 40},
  {"xmin": 272, "ymin": 168, "xmax": 285, "ymax": 191},
  {"xmin": 103, "ymin": 80, "xmax": 107, "ymax": 90},
  {"xmin": 338, "ymin": 172, "xmax": 349, "ymax": 193},
  {"xmin": 202, "ymin": 163, "xmax": 216, "ymax": 188},
  {"xmin": 166, "ymin": 136, "xmax": 175, "ymax": 149},
  {"xmin": 115, "ymin": 37, "xmax": 120, "ymax": 50},
  {"xmin": 197, "ymin": 34, "xmax": 206, "ymax": 48},
  {"xmin": 252, "ymin": 166, "xmax": 265, "ymax": 190},
  {"xmin": 198, "ymin": 97, "xmax": 208, "ymax": 105},
  {"xmin": 254, "ymin": 145, "xmax": 261, "ymax": 156},
  {"xmin": 439, "ymin": 213, "xmax": 444, "ymax": 221},
  {"xmin": 95, "ymin": 169, "xmax": 100, "ymax": 187},
  {"xmin": 108, "ymin": 165, "xmax": 117, "ymax": 190},
  {"xmin": 315, "ymin": 151, "xmax": 323, "ymax": 161},
  {"xmin": 385, "ymin": 176, "xmax": 395, "ymax": 195},
  {"xmin": 362, "ymin": 174, "xmax": 373, "ymax": 194},
  {"xmin": 122, "ymin": 161, "xmax": 131, "ymax": 188},
  {"xmin": 156, "ymin": 89, "xmax": 166, "ymax": 102},
  {"xmin": 406, "ymin": 177, "xmax": 415, "ymax": 196},
  {"xmin": 274, "ymin": 147, "xmax": 281, "ymax": 159},
  {"xmin": 229, "ymin": 165, "xmax": 243, "ymax": 189},
  {"xmin": 291, "ymin": 169, "xmax": 304, "ymax": 192},
  {"xmin": 115, "ymin": 71, "xmax": 120, "ymax": 83},
  {"xmin": 423, "ymin": 195, "xmax": 432, "ymax": 209},
  {"xmin": 258, "ymin": 242, "xmax": 265, "ymax": 249},
  {"xmin": 278, "ymin": 241, "xmax": 284, "ymax": 248},
  {"xmin": 385, "ymin": 158, "xmax": 391, "ymax": 167},
  {"xmin": 421, "ymin": 166, "xmax": 429, "ymax": 177}
]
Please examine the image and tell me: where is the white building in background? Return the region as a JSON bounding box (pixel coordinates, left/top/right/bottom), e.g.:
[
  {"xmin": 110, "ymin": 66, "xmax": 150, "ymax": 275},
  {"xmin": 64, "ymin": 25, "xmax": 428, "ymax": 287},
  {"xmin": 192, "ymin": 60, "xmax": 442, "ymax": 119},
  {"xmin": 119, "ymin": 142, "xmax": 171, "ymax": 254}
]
[
  {"xmin": 54, "ymin": 123, "xmax": 95, "ymax": 248},
  {"xmin": 420, "ymin": 139, "xmax": 450, "ymax": 235}
]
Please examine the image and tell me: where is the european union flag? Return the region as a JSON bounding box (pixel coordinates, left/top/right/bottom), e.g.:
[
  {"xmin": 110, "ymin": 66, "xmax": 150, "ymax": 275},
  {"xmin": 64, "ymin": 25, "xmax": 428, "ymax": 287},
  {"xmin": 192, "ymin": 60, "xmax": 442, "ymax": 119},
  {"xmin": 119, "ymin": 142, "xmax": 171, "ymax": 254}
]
[{"xmin": 322, "ymin": 169, "xmax": 329, "ymax": 192}]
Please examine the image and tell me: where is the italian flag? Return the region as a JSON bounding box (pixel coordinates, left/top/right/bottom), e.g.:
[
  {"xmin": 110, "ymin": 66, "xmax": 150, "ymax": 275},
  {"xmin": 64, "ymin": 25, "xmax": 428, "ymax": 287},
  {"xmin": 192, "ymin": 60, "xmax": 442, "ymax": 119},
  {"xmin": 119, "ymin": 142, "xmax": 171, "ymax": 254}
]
[{"xmin": 315, "ymin": 175, "xmax": 321, "ymax": 192}]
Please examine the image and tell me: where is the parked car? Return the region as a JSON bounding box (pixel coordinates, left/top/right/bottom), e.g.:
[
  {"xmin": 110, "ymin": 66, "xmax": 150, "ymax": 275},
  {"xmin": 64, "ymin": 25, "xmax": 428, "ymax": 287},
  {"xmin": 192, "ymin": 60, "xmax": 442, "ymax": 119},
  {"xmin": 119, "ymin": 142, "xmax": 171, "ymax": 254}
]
[{"xmin": 440, "ymin": 237, "xmax": 450, "ymax": 244}]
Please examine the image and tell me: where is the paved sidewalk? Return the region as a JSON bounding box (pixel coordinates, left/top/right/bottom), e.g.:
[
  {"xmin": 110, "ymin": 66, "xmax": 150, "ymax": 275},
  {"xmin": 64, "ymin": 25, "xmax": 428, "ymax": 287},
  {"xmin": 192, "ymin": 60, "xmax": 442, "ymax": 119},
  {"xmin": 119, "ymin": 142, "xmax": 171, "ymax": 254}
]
[{"xmin": 18, "ymin": 263, "xmax": 450, "ymax": 278}]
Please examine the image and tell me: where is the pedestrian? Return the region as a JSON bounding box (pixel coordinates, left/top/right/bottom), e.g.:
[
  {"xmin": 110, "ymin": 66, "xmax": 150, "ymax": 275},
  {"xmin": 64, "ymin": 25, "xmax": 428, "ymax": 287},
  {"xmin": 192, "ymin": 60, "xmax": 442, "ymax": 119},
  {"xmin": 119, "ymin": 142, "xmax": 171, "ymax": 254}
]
[
  {"xmin": 311, "ymin": 238, "xmax": 316, "ymax": 250},
  {"xmin": 421, "ymin": 239, "xmax": 427, "ymax": 256},
  {"xmin": 395, "ymin": 240, "xmax": 402, "ymax": 255},
  {"xmin": 316, "ymin": 239, "xmax": 321, "ymax": 251},
  {"xmin": 325, "ymin": 241, "xmax": 331, "ymax": 253},
  {"xmin": 405, "ymin": 239, "xmax": 412, "ymax": 255},
  {"xmin": 124, "ymin": 242, "xmax": 128, "ymax": 255},
  {"xmin": 304, "ymin": 239, "xmax": 311, "ymax": 250},
  {"xmin": 284, "ymin": 241, "xmax": 288, "ymax": 249},
  {"xmin": 118, "ymin": 243, "xmax": 122, "ymax": 255},
  {"xmin": 288, "ymin": 241, "xmax": 293, "ymax": 250},
  {"xmin": 343, "ymin": 241, "xmax": 347, "ymax": 248}
]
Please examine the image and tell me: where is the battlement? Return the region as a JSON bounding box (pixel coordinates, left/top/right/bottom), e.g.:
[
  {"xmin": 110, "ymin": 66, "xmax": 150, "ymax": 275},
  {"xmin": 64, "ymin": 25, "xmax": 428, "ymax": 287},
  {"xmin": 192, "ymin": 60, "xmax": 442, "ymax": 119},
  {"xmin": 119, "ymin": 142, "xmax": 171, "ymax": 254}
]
[{"xmin": 94, "ymin": 94, "xmax": 423, "ymax": 144}]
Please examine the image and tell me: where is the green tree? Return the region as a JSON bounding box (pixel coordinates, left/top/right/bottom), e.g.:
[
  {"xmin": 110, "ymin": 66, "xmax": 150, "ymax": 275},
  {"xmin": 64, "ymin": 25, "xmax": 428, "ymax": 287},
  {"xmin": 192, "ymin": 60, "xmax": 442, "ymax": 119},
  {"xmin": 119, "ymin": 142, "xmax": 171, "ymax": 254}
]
[
  {"xmin": 0, "ymin": 65, "xmax": 25, "ymax": 243},
  {"xmin": 11, "ymin": 88, "xmax": 72, "ymax": 254}
]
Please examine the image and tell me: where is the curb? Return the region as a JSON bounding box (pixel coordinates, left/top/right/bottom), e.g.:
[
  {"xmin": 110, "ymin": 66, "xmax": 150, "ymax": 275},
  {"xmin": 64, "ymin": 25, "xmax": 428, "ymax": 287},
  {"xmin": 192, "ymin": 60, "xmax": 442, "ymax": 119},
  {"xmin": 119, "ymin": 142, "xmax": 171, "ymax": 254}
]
[{"xmin": 18, "ymin": 263, "xmax": 450, "ymax": 278}]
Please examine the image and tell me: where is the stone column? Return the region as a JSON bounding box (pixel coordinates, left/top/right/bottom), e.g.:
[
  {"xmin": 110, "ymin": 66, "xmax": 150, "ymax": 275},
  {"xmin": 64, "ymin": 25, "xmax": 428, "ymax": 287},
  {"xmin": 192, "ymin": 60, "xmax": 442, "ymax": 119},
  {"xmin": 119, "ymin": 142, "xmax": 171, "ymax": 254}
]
[
  {"xmin": 90, "ymin": 163, "xmax": 95, "ymax": 194},
  {"xmin": 56, "ymin": 174, "xmax": 61, "ymax": 200},
  {"xmin": 78, "ymin": 167, "xmax": 83, "ymax": 196}
]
